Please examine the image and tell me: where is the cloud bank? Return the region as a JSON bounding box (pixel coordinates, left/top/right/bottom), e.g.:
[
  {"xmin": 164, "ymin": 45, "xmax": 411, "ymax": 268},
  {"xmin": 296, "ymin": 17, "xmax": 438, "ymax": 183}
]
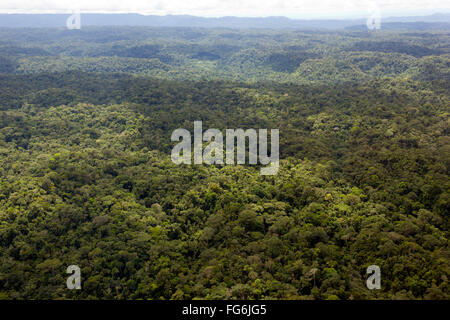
[{"xmin": 0, "ymin": 0, "xmax": 449, "ymax": 18}]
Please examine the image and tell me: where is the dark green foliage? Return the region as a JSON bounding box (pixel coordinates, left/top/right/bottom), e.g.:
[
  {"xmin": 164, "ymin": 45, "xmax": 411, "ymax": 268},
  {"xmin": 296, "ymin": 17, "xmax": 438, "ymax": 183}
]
[
  {"xmin": 0, "ymin": 56, "xmax": 18, "ymax": 74},
  {"xmin": 0, "ymin": 27, "xmax": 448, "ymax": 300}
]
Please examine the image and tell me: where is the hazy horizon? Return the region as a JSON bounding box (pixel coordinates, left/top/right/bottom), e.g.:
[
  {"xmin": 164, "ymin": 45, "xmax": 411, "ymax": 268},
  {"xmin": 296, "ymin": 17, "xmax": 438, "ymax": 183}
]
[
  {"xmin": 1, "ymin": 0, "xmax": 449, "ymax": 19},
  {"xmin": 0, "ymin": 11, "xmax": 449, "ymax": 20}
]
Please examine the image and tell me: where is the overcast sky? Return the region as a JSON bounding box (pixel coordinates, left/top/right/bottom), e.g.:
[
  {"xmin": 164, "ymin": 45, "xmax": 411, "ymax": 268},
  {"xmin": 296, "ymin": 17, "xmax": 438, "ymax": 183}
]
[{"xmin": 0, "ymin": 0, "xmax": 449, "ymax": 18}]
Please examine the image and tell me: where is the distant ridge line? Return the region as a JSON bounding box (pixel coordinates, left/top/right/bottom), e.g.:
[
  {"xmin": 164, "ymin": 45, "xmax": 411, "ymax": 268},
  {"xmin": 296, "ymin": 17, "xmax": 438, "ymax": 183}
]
[{"xmin": 0, "ymin": 13, "xmax": 449, "ymax": 29}]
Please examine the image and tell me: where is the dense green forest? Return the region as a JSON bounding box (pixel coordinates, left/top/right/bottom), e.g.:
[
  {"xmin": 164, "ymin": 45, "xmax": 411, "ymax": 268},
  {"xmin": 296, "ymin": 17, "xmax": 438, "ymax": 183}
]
[{"xmin": 0, "ymin": 27, "xmax": 448, "ymax": 300}]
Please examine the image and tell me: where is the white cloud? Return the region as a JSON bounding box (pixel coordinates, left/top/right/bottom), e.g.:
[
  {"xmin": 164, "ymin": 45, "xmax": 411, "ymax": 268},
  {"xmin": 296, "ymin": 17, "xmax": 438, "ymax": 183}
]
[{"xmin": 0, "ymin": 0, "xmax": 448, "ymax": 17}]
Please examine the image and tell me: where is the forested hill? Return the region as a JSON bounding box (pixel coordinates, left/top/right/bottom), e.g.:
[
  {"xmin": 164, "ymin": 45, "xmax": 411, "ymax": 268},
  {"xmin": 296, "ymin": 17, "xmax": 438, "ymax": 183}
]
[
  {"xmin": 0, "ymin": 27, "xmax": 449, "ymax": 82},
  {"xmin": 0, "ymin": 27, "xmax": 448, "ymax": 300}
]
